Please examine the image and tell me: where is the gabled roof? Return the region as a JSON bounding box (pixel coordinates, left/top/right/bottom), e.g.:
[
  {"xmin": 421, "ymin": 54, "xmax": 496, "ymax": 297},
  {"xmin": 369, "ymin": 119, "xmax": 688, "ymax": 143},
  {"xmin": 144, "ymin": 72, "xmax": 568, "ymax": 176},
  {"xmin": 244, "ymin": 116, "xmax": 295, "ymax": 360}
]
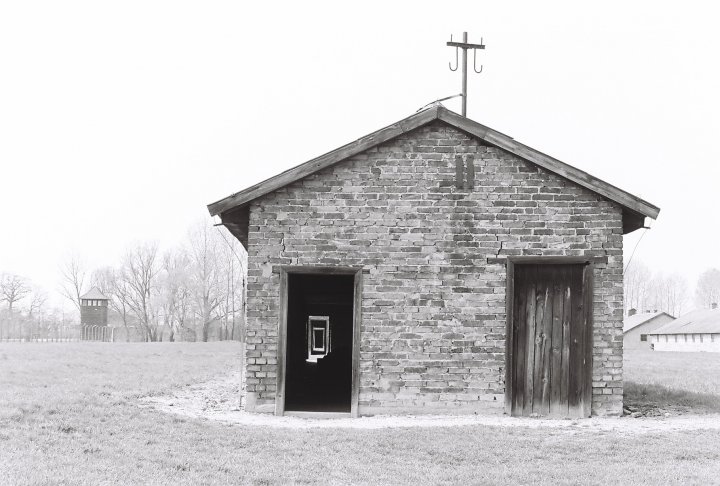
[
  {"xmin": 623, "ymin": 312, "xmax": 674, "ymax": 333},
  {"xmin": 80, "ymin": 287, "xmax": 109, "ymax": 300},
  {"xmin": 650, "ymin": 308, "xmax": 720, "ymax": 335},
  {"xmin": 207, "ymin": 105, "xmax": 660, "ymax": 237}
]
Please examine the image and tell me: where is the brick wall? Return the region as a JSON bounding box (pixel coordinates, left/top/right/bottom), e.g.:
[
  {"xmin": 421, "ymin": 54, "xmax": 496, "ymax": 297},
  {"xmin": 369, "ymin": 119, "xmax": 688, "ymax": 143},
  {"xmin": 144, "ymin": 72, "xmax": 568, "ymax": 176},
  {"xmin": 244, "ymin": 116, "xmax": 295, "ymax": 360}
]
[{"xmin": 244, "ymin": 121, "xmax": 624, "ymax": 416}]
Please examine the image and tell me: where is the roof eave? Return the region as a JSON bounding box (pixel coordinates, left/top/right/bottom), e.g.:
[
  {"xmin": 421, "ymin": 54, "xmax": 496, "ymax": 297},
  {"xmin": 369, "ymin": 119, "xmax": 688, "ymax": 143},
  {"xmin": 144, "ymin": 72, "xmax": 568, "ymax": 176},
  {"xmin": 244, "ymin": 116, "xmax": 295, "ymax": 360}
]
[
  {"xmin": 435, "ymin": 107, "xmax": 660, "ymax": 220},
  {"xmin": 207, "ymin": 105, "xmax": 443, "ymax": 216}
]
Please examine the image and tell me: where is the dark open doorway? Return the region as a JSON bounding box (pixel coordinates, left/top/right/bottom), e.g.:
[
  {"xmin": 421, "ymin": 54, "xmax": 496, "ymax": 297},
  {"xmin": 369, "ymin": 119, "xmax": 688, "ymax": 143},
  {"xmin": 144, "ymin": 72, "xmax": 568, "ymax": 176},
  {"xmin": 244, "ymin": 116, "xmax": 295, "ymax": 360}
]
[{"xmin": 284, "ymin": 273, "xmax": 355, "ymax": 413}]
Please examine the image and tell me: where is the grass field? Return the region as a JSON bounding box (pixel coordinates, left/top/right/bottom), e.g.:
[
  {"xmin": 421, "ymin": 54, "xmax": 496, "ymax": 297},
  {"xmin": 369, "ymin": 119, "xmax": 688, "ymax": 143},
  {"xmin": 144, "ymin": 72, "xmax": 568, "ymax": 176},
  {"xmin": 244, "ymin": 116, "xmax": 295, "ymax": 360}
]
[{"xmin": 1, "ymin": 343, "xmax": 720, "ymax": 485}]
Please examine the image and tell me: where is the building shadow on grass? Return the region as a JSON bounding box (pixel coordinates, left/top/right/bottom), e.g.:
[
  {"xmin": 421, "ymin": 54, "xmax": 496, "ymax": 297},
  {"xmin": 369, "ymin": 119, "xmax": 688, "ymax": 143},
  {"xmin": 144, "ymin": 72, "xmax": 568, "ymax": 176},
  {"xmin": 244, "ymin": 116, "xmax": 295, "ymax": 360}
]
[{"xmin": 625, "ymin": 381, "xmax": 720, "ymax": 415}]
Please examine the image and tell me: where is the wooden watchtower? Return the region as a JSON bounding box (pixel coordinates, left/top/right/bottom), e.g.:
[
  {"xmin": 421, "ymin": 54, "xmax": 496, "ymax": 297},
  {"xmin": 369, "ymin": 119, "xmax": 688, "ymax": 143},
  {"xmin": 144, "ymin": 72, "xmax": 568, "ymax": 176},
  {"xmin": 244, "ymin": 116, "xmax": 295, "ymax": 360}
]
[{"xmin": 79, "ymin": 287, "xmax": 109, "ymax": 326}]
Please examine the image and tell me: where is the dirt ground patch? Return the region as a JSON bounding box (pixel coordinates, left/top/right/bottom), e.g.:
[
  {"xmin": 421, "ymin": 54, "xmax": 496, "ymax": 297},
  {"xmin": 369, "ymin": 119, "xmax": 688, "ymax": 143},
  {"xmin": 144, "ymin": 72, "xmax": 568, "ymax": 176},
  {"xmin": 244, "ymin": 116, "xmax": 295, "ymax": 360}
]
[{"xmin": 138, "ymin": 371, "xmax": 720, "ymax": 433}]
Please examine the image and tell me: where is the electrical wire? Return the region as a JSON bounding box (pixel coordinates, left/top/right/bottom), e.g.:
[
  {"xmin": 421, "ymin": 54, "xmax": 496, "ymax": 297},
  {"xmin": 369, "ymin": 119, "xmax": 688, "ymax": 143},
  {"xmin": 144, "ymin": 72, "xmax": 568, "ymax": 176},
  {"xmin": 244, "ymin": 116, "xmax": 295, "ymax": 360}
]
[
  {"xmin": 416, "ymin": 94, "xmax": 463, "ymax": 112},
  {"xmin": 624, "ymin": 220, "xmax": 653, "ymax": 273},
  {"xmin": 215, "ymin": 224, "xmax": 247, "ymax": 275}
]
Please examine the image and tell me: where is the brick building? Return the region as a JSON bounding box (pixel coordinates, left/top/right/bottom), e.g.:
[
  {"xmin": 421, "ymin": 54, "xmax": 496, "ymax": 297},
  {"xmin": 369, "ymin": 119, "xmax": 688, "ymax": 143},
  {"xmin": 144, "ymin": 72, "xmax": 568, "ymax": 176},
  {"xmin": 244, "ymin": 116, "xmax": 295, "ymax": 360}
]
[{"xmin": 208, "ymin": 105, "xmax": 659, "ymax": 418}]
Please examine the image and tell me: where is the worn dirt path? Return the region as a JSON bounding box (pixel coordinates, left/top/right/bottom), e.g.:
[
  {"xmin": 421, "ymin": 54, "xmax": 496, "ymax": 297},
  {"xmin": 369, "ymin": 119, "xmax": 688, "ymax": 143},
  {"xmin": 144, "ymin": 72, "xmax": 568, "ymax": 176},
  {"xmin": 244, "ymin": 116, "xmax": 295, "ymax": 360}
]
[{"xmin": 138, "ymin": 371, "xmax": 720, "ymax": 434}]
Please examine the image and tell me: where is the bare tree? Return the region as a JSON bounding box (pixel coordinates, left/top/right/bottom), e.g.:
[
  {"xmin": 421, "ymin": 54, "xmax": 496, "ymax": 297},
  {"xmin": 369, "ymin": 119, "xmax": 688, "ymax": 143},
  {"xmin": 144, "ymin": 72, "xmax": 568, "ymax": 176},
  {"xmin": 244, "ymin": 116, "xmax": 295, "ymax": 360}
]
[
  {"xmin": 624, "ymin": 260, "xmax": 652, "ymax": 314},
  {"xmin": 23, "ymin": 287, "xmax": 48, "ymax": 340},
  {"xmin": 188, "ymin": 221, "xmax": 225, "ymax": 342},
  {"xmin": 665, "ymin": 273, "xmax": 688, "ymax": 317},
  {"xmin": 92, "ymin": 267, "xmax": 134, "ymax": 342},
  {"xmin": 646, "ymin": 272, "xmax": 688, "ymax": 317},
  {"xmin": 120, "ymin": 243, "xmax": 161, "ymax": 341},
  {"xmin": 217, "ymin": 226, "xmax": 247, "ymax": 341},
  {"xmin": 160, "ymin": 249, "xmax": 192, "ymax": 342},
  {"xmin": 696, "ymin": 268, "xmax": 720, "ymax": 309},
  {"xmin": 624, "ymin": 261, "xmax": 688, "ymax": 317},
  {"xmin": 59, "ymin": 253, "xmax": 86, "ymax": 313},
  {"xmin": 27, "ymin": 288, "xmax": 48, "ymax": 318},
  {"xmin": 172, "ymin": 278, "xmax": 193, "ymax": 341},
  {"xmin": 0, "ymin": 273, "xmax": 31, "ymax": 339}
]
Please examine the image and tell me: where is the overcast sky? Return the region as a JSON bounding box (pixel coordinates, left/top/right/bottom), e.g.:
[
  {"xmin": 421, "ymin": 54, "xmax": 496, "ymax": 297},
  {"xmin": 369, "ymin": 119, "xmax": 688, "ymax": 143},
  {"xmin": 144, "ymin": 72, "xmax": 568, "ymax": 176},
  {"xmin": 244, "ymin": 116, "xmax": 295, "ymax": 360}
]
[{"xmin": 1, "ymin": 1, "xmax": 718, "ymax": 308}]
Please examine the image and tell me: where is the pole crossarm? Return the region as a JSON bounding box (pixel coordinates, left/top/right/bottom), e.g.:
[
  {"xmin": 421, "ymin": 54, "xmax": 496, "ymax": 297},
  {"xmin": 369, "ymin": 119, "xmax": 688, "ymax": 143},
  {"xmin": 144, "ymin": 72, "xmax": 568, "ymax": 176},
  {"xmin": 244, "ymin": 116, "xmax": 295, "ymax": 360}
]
[
  {"xmin": 446, "ymin": 41, "xmax": 485, "ymax": 50},
  {"xmin": 446, "ymin": 32, "xmax": 485, "ymax": 117}
]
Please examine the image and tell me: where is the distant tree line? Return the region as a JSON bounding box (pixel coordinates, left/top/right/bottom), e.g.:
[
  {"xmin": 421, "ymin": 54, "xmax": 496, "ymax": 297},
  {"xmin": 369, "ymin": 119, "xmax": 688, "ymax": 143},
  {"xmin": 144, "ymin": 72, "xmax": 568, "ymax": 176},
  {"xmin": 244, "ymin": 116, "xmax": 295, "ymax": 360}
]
[
  {"xmin": 70, "ymin": 221, "xmax": 247, "ymax": 342},
  {"xmin": 695, "ymin": 268, "xmax": 720, "ymax": 310},
  {"xmin": 623, "ymin": 261, "xmax": 688, "ymax": 317},
  {"xmin": 624, "ymin": 261, "xmax": 720, "ymax": 317},
  {"xmin": 0, "ymin": 221, "xmax": 247, "ymax": 343},
  {"xmin": 0, "ymin": 273, "xmax": 74, "ymax": 341}
]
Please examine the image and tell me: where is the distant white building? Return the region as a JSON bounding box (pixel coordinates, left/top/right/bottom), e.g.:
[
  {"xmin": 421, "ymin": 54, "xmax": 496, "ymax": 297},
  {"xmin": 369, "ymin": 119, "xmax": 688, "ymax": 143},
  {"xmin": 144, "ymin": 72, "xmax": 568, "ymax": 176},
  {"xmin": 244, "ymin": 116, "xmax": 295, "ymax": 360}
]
[
  {"xmin": 623, "ymin": 310, "xmax": 675, "ymax": 351},
  {"xmin": 647, "ymin": 306, "xmax": 720, "ymax": 352}
]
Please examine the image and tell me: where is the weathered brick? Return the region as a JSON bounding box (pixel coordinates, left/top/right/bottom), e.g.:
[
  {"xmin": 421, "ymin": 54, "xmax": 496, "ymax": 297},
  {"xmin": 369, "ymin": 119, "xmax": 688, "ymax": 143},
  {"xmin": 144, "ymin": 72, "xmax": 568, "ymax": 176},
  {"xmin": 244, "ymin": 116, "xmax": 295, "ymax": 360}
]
[{"xmin": 242, "ymin": 122, "xmax": 624, "ymax": 416}]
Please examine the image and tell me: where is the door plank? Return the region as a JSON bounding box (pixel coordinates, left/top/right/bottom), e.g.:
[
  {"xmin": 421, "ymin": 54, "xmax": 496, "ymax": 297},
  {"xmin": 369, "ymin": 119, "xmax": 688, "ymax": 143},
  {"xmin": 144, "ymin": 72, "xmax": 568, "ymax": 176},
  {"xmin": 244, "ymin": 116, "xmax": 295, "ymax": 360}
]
[
  {"xmin": 538, "ymin": 269, "xmax": 553, "ymax": 415},
  {"xmin": 522, "ymin": 266, "xmax": 538, "ymax": 416},
  {"xmin": 549, "ymin": 267, "xmax": 565, "ymax": 416},
  {"xmin": 531, "ymin": 272, "xmax": 548, "ymax": 414},
  {"xmin": 560, "ymin": 271, "xmax": 572, "ymax": 417}
]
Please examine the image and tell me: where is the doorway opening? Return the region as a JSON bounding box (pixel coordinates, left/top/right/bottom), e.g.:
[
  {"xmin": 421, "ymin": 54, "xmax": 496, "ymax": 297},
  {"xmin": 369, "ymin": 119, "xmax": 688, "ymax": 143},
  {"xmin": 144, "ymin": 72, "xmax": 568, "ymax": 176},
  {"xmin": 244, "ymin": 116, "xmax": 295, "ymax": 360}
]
[{"xmin": 284, "ymin": 273, "xmax": 355, "ymax": 413}]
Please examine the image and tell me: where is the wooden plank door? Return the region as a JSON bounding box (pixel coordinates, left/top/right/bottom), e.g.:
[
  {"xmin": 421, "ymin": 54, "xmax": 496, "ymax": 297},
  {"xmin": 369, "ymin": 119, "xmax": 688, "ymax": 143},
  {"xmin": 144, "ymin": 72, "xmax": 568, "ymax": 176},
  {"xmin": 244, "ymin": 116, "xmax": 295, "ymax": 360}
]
[{"xmin": 510, "ymin": 264, "xmax": 591, "ymax": 418}]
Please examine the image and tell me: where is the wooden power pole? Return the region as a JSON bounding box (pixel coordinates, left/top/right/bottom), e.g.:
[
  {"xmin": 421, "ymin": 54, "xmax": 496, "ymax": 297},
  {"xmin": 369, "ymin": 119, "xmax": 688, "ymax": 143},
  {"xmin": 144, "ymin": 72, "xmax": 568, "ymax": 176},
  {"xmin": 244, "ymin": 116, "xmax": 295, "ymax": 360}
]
[{"xmin": 447, "ymin": 32, "xmax": 485, "ymax": 117}]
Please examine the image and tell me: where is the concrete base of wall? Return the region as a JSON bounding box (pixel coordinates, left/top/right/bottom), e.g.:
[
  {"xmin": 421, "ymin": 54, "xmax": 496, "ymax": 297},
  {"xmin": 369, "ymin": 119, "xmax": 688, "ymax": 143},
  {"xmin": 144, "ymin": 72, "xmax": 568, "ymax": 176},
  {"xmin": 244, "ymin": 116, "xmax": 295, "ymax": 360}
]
[
  {"xmin": 243, "ymin": 392, "xmax": 275, "ymax": 414},
  {"xmin": 359, "ymin": 405, "xmax": 505, "ymax": 416},
  {"xmin": 244, "ymin": 392, "xmax": 621, "ymax": 417}
]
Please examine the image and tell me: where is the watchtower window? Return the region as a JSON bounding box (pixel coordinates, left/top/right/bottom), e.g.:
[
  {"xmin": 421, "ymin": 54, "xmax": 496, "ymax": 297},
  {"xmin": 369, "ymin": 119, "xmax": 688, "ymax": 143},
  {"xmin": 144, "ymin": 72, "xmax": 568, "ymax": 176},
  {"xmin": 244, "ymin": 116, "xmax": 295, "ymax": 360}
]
[{"xmin": 82, "ymin": 299, "xmax": 107, "ymax": 307}]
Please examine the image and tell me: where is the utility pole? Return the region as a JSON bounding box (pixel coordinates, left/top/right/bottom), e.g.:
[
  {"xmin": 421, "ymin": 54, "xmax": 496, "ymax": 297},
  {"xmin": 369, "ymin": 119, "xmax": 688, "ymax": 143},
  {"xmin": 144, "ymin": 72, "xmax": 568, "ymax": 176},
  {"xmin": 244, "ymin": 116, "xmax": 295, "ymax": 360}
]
[{"xmin": 447, "ymin": 32, "xmax": 485, "ymax": 117}]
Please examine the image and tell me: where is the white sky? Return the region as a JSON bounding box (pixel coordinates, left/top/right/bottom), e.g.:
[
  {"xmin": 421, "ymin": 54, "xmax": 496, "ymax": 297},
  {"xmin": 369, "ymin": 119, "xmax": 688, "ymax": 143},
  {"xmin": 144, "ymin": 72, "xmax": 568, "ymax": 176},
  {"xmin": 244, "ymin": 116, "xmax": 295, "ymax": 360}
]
[{"xmin": 1, "ymin": 1, "xmax": 718, "ymax": 307}]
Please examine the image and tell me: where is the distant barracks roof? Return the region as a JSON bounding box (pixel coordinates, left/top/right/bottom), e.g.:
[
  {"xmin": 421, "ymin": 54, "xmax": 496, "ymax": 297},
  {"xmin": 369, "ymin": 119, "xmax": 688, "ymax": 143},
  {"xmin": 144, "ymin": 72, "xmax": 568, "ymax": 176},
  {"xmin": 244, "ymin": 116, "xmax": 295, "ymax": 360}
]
[
  {"xmin": 623, "ymin": 312, "xmax": 674, "ymax": 333},
  {"xmin": 208, "ymin": 105, "xmax": 660, "ymax": 240},
  {"xmin": 651, "ymin": 308, "xmax": 720, "ymax": 335},
  {"xmin": 80, "ymin": 287, "xmax": 109, "ymax": 300}
]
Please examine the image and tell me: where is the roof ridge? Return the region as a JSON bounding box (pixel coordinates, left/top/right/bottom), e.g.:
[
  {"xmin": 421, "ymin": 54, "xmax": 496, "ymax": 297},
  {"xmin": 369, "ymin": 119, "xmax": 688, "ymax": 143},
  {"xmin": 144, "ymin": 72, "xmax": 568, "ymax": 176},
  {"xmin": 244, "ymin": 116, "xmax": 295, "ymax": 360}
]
[
  {"xmin": 80, "ymin": 287, "xmax": 110, "ymax": 300},
  {"xmin": 208, "ymin": 106, "xmax": 660, "ymax": 233}
]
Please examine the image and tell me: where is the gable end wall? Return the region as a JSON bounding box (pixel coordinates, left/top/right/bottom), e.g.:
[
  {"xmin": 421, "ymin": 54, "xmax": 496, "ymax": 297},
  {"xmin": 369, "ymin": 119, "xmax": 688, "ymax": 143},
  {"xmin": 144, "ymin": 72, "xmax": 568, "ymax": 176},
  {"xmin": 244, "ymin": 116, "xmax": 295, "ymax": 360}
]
[
  {"xmin": 243, "ymin": 121, "xmax": 624, "ymax": 416},
  {"xmin": 623, "ymin": 315, "xmax": 675, "ymax": 351}
]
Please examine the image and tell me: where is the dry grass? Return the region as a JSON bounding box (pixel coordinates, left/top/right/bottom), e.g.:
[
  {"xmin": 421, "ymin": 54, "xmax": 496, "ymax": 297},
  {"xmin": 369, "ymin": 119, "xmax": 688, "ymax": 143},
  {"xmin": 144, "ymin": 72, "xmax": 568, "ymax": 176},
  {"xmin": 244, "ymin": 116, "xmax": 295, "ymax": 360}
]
[
  {"xmin": 624, "ymin": 349, "xmax": 720, "ymax": 413},
  {"xmin": 1, "ymin": 342, "xmax": 720, "ymax": 485}
]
